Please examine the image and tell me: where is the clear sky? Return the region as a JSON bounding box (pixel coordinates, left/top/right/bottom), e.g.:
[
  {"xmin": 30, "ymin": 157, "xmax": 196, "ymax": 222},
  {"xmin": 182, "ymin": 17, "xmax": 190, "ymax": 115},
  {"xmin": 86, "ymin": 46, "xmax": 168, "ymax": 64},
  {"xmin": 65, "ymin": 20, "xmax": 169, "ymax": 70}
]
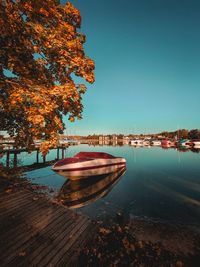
[{"xmin": 62, "ymin": 0, "xmax": 200, "ymax": 135}]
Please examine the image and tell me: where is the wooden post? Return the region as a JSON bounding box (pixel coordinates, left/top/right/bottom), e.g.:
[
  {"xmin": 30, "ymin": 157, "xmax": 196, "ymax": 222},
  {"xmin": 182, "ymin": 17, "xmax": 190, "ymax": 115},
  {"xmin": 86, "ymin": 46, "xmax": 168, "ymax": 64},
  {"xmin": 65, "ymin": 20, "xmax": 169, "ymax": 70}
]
[
  {"xmin": 57, "ymin": 148, "xmax": 59, "ymax": 160},
  {"xmin": 6, "ymin": 151, "xmax": 10, "ymax": 168},
  {"xmin": 36, "ymin": 150, "xmax": 39, "ymax": 164},
  {"xmin": 13, "ymin": 152, "xmax": 17, "ymax": 168},
  {"xmin": 62, "ymin": 148, "xmax": 65, "ymax": 159}
]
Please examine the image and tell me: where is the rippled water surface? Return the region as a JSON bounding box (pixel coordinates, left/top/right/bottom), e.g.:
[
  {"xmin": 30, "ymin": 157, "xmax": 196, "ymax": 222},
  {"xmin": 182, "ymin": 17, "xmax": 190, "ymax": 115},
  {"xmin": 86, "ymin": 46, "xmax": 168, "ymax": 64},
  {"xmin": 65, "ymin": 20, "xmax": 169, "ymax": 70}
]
[{"xmin": 19, "ymin": 144, "xmax": 200, "ymax": 225}]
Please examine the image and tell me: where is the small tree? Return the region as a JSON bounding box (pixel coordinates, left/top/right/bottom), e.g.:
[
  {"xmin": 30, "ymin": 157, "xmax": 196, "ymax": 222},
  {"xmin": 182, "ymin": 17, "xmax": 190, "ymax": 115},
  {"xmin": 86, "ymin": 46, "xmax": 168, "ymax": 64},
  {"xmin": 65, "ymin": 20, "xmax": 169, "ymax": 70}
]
[
  {"xmin": 188, "ymin": 129, "xmax": 200, "ymax": 140},
  {"xmin": 0, "ymin": 0, "xmax": 95, "ymax": 154}
]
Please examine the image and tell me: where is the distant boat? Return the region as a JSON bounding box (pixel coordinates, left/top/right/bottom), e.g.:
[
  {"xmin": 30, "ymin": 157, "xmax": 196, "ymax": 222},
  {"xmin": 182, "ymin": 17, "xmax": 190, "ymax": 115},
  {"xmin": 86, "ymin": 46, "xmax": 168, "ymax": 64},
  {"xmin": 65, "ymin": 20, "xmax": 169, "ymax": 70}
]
[
  {"xmin": 58, "ymin": 138, "xmax": 69, "ymax": 146},
  {"xmin": 192, "ymin": 141, "xmax": 200, "ymax": 148},
  {"xmin": 130, "ymin": 139, "xmax": 144, "ymax": 146},
  {"xmin": 57, "ymin": 167, "xmax": 126, "ymax": 209},
  {"xmin": 178, "ymin": 139, "xmax": 192, "ymax": 148},
  {"xmin": 151, "ymin": 140, "xmax": 161, "ymax": 146},
  {"xmin": 52, "ymin": 152, "xmax": 126, "ymax": 180},
  {"xmin": 59, "ymin": 138, "xmax": 79, "ymax": 146},
  {"xmin": 161, "ymin": 139, "xmax": 174, "ymax": 148},
  {"xmin": 143, "ymin": 140, "xmax": 150, "ymax": 146}
]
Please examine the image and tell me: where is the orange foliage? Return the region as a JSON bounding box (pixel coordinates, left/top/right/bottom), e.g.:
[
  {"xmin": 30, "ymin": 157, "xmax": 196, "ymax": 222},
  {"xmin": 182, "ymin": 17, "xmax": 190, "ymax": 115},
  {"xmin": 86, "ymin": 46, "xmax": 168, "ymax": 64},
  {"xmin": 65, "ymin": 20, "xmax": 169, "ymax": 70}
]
[{"xmin": 0, "ymin": 0, "xmax": 95, "ymax": 155}]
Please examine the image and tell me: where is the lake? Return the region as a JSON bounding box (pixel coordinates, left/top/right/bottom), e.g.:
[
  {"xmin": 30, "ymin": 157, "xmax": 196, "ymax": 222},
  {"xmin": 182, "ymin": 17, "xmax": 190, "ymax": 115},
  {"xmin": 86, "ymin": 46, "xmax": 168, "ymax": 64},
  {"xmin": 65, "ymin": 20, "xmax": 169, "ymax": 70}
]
[{"xmin": 6, "ymin": 144, "xmax": 200, "ymax": 226}]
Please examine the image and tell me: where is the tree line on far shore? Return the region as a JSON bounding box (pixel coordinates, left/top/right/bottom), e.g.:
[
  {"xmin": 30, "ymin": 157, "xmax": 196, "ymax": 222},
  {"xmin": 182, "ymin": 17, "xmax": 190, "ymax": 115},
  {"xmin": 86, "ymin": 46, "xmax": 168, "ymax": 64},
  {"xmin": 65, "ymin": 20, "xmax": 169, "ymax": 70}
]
[
  {"xmin": 84, "ymin": 129, "xmax": 200, "ymax": 140},
  {"xmin": 159, "ymin": 129, "xmax": 200, "ymax": 140}
]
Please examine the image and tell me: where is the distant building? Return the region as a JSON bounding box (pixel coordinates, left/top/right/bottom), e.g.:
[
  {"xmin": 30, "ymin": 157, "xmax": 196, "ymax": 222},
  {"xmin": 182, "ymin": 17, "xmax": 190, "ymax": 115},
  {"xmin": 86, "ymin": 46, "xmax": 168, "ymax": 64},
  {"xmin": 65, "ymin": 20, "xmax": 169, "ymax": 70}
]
[
  {"xmin": 123, "ymin": 136, "xmax": 130, "ymax": 145},
  {"xmin": 111, "ymin": 134, "xmax": 117, "ymax": 141},
  {"xmin": 157, "ymin": 135, "xmax": 165, "ymax": 139}
]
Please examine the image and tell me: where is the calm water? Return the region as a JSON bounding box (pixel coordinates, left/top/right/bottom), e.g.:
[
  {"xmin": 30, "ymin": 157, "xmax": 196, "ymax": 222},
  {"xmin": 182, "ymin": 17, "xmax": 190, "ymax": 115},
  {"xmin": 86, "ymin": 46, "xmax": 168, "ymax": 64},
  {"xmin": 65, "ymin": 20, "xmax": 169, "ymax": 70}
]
[{"xmin": 6, "ymin": 144, "xmax": 200, "ymax": 225}]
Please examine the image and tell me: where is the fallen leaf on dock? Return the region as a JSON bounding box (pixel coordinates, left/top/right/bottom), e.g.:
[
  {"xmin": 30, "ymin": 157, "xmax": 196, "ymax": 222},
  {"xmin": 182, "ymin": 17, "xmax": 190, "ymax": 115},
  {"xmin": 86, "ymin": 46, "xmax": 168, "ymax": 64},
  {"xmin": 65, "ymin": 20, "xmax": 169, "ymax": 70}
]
[
  {"xmin": 176, "ymin": 261, "xmax": 184, "ymax": 267},
  {"xmin": 5, "ymin": 188, "xmax": 12, "ymax": 193},
  {"xmin": 18, "ymin": 251, "xmax": 26, "ymax": 257}
]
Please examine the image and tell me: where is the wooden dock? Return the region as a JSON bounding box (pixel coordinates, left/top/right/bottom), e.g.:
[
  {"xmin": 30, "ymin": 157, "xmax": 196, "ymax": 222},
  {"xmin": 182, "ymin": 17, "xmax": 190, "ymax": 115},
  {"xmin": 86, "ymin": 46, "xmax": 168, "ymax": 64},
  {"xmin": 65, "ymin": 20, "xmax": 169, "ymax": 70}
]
[
  {"xmin": 1, "ymin": 147, "xmax": 67, "ymax": 168},
  {"xmin": 0, "ymin": 189, "xmax": 96, "ymax": 267}
]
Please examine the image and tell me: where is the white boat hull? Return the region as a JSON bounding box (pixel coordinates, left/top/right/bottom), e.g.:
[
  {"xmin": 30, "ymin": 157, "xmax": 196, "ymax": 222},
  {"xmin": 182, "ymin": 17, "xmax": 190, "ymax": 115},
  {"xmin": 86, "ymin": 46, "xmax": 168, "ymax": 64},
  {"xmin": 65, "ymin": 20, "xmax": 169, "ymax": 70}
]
[
  {"xmin": 55, "ymin": 163, "xmax": 126, "ymax": 180},
  {"xmin": 192, "ymin": 141, "xmax": 200, "ymax": 146},
  {"xmin": 52, "ymin": 157, "xmax": 126, "ymax": 180},
  {"xmin": 130, "ymin": 140, "xmax": 144, "ymax": 146},
  {"xmin": 151, "ymin": 141, "xmax": 161, "ymax": 146}
]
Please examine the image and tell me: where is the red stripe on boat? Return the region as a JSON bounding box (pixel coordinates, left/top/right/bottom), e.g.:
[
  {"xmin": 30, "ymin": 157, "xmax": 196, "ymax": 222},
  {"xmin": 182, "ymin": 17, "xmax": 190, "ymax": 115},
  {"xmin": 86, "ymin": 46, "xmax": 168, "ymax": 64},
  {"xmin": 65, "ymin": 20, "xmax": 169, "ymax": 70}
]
[
  {"xmin": 54, "ymin": 157, "xmax": 93, "ymax": 167},
  {"xmin": 74, "ymin": 152, "xmax": 115, "ymax": 159},
  {"xmin": 57, "ymin": 162, "xmax": 126, "ymax": 172}
]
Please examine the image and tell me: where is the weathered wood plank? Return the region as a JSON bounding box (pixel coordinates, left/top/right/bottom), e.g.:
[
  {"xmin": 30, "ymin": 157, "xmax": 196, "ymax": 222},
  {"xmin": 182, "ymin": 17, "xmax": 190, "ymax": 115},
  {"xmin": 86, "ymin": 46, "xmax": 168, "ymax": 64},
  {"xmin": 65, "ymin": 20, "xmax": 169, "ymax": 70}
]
[
  {"xmin": 0, "ymin": 189, "xmax": 32, "ymax": 202},
  {"xmin": 3, "ymin": 209, "xmax": 71, "ymax": 267},
  {"xmin": 19, "ymin": 214, "xmax": 77, "ymax": 267},
  {"xmin": 51, "ymin": 219, "xmax": 93, "ymax": 267},
  {"xmin": 0, "ymin": 200, "xmax": 49, "ymax": 238},
  {"xmin": 28, "ymin": 213, "xmax": 84, "ymax": 267},
  {"xmin": 0, "ymin": 201, "xmax": 59, "ymax": 248},
  {"xmin": 0, "ymin": 189, "xmax": 95, "ymax": 267},
  {"xmin": 0, "ymin": 207, "xmax": 67, "ymax": 266},
  {"xmin": 34, "ymin": 216, "xmax": 89, "ymax": 267},
  {"xmin": 61, "ymin": 222, "xmax": 97, "ymax": 267},
  {"xmin": 0, "ymin": 194, "xmax": 46, "ymax": 218},
  {"xmin": 0, "ymin": 192, "xmax": 34, "ymax": 213}
]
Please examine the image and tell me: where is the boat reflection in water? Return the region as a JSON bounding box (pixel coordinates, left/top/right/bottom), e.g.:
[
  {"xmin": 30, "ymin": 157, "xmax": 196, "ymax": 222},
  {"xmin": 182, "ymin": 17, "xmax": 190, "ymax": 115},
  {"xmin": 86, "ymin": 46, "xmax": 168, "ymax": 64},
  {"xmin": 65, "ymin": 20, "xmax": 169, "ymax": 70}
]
[{"xmin": 57, "ymin": 167, "xmax": 126, "ymax": 209}]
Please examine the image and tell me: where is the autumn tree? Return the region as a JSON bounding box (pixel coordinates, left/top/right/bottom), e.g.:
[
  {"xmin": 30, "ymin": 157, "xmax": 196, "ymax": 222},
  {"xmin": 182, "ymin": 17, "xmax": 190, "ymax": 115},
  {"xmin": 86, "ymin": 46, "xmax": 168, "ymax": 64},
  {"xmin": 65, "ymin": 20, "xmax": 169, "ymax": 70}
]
[
  {"xmin": 177, "ymin": 129, "xmax": 188, "ymax": 139},
  {"xmin": 0, "ymin": 0, "xmax": 95, "ymax": 154}
]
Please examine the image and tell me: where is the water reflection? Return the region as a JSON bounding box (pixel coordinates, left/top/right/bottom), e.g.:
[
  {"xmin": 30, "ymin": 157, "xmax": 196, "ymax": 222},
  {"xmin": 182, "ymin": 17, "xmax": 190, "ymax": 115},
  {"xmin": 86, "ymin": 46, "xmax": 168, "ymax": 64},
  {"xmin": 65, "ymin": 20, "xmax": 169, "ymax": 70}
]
[
  {"xmin": 22, "ymin": 145, "xmax": 200, "ymax": 225},
  {"xmin": 190, "ymin": 148, "xmax": 200, "ymax": 153},
  {"xmin": 176, "ymin": 146, "xmax": 191, "ymax": 152},
  {"xmin": 57, "ymin": 167, "xmax": 126, "ymax": 209}
]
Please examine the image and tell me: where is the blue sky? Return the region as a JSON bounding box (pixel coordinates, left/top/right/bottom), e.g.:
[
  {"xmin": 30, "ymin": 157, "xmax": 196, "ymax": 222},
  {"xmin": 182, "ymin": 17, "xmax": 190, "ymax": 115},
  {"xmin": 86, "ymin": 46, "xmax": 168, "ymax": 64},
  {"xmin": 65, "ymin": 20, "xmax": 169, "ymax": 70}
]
[{"xmin": 62, "ymin": 0, "xmax": 200, "ymax": 135}]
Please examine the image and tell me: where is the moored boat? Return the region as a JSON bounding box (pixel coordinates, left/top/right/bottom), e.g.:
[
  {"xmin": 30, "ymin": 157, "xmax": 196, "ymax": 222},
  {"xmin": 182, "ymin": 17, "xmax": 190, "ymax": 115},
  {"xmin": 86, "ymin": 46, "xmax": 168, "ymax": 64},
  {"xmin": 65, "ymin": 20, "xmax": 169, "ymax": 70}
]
[
  {"xmin": 177, "ymin": 139, "xmax": 192, "ymax": 148},
  {"xmin": 191, "ymin": 140, "xmax": 200, "ymax": 147},
  {"xmin": 151, "ymin": 140, "xmax": 161, "ymax": 146},
  {"xmin": 143, "ymin": 140, "xmax": 150, "ymax": 146},
  {"xmin": 52, "ymin": 152, "xmax": 126, "ymax": 180},
  {"xmin": 130, "ymin": 139, "xmax": 144, "ymax": 146},
  {"xmin": 161, "ymin": 139, "xmax": 174, "ymax": 148}
]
